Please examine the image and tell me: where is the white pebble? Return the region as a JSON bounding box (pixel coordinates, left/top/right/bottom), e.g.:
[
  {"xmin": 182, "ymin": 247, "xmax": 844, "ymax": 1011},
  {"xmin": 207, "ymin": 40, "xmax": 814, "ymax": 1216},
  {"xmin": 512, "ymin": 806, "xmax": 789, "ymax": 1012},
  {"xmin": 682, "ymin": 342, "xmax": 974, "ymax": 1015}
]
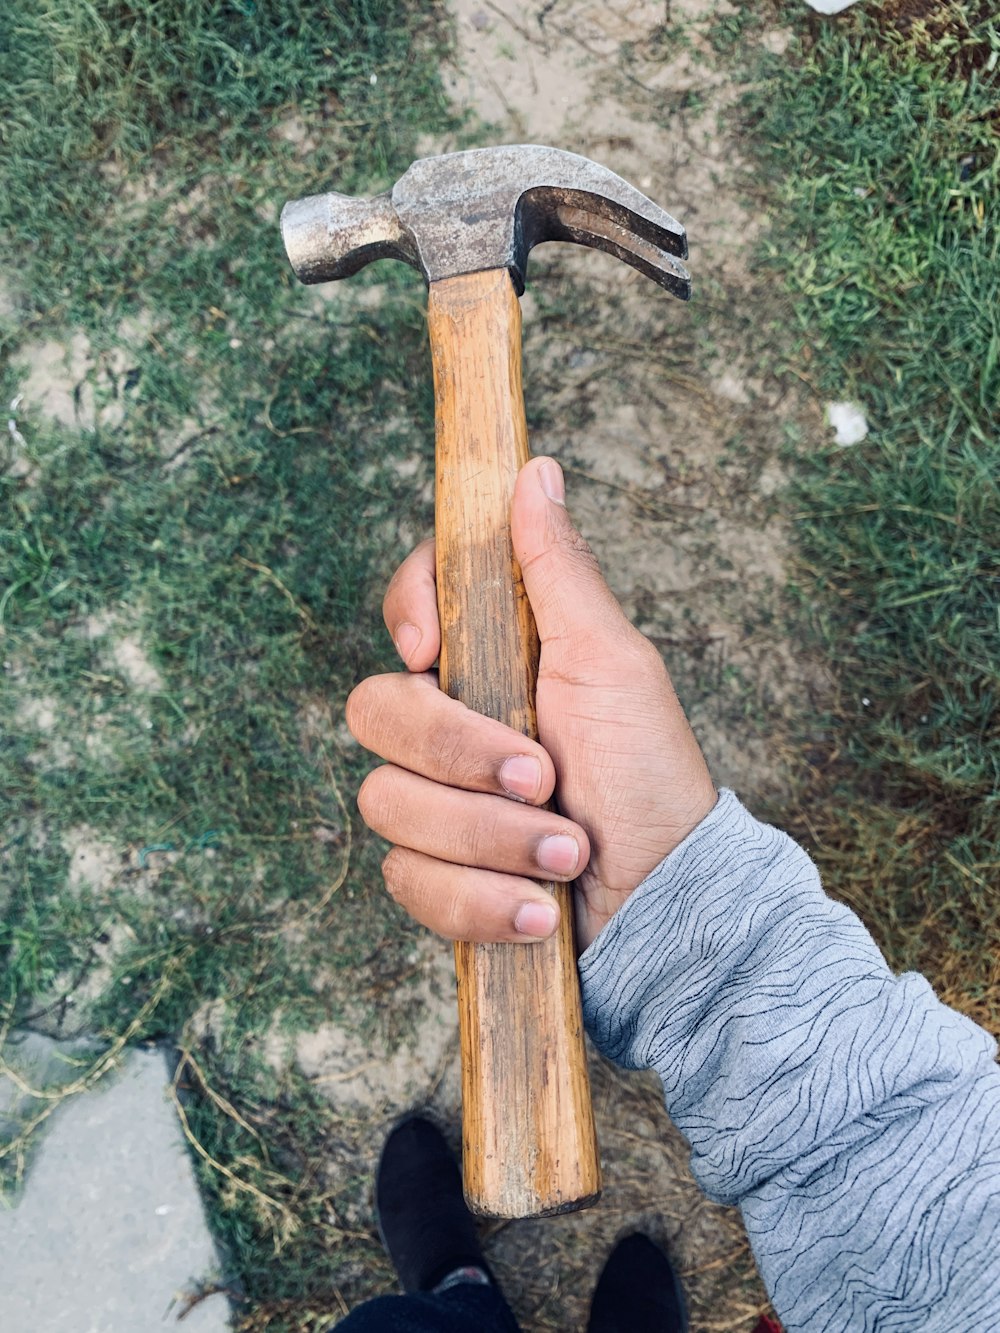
[
  {"xmin": 826, "ymin": 401, "xmax": 869, "ymax": 447},
  {"xmin": 805, "ymin": 0, "xmax": 860, "ymax": 13}
]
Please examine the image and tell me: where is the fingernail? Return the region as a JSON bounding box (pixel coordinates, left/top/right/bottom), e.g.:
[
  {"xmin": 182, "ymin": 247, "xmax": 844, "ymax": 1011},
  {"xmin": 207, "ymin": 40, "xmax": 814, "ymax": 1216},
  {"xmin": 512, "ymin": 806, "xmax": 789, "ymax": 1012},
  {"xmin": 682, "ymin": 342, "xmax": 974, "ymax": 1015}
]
[
  {"xmin": 539, "ymin": 459, "xmax": 565, "ymax": 505},
  {"xmin": 500, "ymin": 755, "xmax": 542, "ymax": 801},
  {"xmin": 515, "ymin": 901, "xmax": 559, "ymax": 938},
  {"xmin": 394, "ymin": 622, "xmax": 421, "ymax": 664},
  {"xmin": 537, "ymin": 834, "xmax": 579, "ymax": 877}
]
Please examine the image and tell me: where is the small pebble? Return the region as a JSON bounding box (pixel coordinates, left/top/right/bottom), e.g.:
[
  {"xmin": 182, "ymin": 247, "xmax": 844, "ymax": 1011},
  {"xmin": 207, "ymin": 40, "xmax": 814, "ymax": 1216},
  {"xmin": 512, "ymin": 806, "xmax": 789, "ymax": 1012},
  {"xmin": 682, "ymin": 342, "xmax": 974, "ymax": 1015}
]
[
  {"xmin": 805, "ymin": 0, "xmax": 860, "ymax": 13},
  {"xmin": 826, "ymin": 401, "xmax": 869, "ymax": 447}
]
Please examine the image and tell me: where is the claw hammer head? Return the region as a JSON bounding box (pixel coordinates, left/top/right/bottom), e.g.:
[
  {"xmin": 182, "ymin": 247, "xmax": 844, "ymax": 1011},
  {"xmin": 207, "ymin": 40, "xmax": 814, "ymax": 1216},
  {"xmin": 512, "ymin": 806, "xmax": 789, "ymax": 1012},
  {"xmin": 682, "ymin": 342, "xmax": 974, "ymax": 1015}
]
[{"xmin": 280, "ymin": 144, "xmax": 690, "ymax": 299}]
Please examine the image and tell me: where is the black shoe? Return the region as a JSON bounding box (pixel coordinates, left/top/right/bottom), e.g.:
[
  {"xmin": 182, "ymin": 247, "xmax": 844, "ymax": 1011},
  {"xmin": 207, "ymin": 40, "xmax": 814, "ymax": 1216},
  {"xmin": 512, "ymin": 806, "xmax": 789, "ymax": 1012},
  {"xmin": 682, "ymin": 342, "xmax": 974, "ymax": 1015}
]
[
  {"xmin": 375, "ymin": 1115, "xmax": 489, "ymax": 1294},
  {"xmin": 587, "ymin": 1233, "xmax": 687, "ymax": 1333}
]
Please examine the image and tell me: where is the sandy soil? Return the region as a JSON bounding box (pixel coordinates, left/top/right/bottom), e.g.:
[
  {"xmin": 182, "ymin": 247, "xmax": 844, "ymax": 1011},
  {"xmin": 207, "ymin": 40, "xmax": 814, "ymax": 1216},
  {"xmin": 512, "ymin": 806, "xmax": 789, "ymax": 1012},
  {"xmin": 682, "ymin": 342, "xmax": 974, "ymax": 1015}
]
[{"xmin": 11, "ymin": 315, "xmax": 152, "ymax": 432}]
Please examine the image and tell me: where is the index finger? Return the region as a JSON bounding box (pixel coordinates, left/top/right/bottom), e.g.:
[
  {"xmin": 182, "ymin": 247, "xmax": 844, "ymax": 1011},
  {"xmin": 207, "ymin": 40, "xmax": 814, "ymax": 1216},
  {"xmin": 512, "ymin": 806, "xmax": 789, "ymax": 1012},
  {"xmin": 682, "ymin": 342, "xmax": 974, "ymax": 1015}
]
[{"xmin": 383, "ymin": 537, "xmax": 441, "ymax": 672}]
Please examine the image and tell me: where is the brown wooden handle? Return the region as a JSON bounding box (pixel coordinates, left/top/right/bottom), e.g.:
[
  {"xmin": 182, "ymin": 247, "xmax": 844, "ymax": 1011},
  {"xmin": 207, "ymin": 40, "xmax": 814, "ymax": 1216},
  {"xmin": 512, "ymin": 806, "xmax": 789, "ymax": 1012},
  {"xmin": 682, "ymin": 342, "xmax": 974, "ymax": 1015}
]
[{"xmin": 427, "ymin": 268, "xmax": 600, "ymax": 1218}]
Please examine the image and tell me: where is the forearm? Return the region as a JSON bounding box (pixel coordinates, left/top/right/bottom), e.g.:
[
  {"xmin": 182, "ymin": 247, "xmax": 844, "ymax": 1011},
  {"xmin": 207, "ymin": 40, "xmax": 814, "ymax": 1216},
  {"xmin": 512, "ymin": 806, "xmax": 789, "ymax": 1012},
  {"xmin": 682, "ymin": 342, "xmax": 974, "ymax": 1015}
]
[{"xmin": 579, "ymin": 790, "xmax": 1000, "ymax": 1331}]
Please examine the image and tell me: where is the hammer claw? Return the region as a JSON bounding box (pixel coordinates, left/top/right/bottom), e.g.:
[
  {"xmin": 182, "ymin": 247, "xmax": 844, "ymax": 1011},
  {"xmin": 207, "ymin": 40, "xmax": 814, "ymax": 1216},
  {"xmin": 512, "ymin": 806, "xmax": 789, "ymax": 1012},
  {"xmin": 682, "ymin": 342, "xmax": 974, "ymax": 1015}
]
[{"xmin": 539, "ymin": 198, "xmax": 691, "ymax": 300}]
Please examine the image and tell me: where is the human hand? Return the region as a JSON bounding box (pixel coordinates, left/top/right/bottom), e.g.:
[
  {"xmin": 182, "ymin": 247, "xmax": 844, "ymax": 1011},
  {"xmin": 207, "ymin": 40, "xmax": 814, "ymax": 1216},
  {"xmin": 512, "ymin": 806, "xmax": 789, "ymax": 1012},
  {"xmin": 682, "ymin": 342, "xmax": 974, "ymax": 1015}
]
[{"xmin": 346, "ymin": 456, "xmax": 717, "ymax": 952}]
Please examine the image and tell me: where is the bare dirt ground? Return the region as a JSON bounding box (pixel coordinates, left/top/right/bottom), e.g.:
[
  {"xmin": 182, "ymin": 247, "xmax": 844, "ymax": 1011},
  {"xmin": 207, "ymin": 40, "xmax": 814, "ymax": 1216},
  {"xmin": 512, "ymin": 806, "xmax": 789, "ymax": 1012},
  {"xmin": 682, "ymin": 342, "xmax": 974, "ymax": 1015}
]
[{"xmin": 298, "ymin": 3, "xmax": 819, "ymax": 1328}]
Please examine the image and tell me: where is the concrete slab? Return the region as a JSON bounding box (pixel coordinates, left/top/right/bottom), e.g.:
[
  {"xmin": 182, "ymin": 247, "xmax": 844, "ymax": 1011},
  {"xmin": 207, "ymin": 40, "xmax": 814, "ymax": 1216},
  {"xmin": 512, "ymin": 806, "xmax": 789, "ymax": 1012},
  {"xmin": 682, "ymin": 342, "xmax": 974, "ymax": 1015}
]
[{"xmin": 0, "ymin": 1045, "xmax": 230, "ymax": 1332}]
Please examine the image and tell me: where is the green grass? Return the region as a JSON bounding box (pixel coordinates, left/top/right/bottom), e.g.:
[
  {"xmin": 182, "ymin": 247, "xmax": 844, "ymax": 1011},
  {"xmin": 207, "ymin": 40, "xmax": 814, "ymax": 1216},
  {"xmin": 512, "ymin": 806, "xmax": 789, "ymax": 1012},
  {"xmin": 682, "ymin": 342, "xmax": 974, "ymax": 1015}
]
[
  {"xmin": 730, "ymin": 1, "xmax": 999, "ymax": 1025},
  {"xmin": 1, "ymin": 3, "xmax": 460, "ymax": 1326}
]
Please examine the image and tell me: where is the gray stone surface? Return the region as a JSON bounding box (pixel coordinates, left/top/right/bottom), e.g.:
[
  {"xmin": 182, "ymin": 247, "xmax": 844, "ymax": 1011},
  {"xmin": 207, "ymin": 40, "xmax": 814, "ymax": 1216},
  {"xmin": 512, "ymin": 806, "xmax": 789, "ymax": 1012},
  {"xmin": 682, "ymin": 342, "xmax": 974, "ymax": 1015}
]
[
  {"xmin": 0, "ymin": 1045, "xmax": 230, "ymax": 1332},
  {"xmin": 0, "ymin": 1031, "xmax": 98, "ymax": 1136}
]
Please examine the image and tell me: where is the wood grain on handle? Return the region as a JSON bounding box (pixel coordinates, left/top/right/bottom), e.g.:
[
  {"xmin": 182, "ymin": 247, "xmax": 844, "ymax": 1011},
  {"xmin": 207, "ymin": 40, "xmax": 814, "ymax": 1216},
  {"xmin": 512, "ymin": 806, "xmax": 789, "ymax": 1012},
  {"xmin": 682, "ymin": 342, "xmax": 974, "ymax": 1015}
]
[{"xmin": 427, "ymin": 268, "xmax": 601, "ymax": 1218}]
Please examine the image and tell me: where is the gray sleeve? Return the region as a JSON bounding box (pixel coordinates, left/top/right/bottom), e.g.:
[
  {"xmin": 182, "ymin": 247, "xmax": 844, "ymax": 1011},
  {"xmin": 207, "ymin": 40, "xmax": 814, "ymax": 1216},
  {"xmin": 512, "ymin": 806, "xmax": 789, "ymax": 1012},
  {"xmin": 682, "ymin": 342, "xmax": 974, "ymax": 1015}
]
[{"xmin": 579, "ymin": 789, "xmax": 1000, "ymax": 1332}]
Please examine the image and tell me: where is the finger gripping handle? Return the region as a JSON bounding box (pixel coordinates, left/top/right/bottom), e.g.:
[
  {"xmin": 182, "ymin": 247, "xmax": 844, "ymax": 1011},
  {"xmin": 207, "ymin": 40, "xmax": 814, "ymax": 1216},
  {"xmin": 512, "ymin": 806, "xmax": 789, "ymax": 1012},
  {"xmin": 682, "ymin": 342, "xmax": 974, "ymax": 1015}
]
[{"xmin": 428, "ymin": 268, "xmax": 601, "ymax": 1218}]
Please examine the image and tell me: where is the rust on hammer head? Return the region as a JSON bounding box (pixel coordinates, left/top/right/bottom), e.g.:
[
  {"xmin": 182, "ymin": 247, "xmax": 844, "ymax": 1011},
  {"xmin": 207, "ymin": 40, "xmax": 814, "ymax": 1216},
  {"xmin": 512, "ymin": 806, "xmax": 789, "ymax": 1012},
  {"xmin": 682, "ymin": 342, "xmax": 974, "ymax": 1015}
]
[{"xmin": 281, "ymin": 144, "xmax": 690, "ymax": 300}]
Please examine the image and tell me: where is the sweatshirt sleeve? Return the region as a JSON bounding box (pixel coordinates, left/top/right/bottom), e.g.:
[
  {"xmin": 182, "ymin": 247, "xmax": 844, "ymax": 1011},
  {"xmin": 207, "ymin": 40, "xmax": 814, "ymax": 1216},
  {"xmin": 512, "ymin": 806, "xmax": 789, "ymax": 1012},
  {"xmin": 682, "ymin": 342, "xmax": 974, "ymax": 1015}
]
[{"xmin": 579, "ymin": 789, "xmax": 1000, "ymax": 1332}]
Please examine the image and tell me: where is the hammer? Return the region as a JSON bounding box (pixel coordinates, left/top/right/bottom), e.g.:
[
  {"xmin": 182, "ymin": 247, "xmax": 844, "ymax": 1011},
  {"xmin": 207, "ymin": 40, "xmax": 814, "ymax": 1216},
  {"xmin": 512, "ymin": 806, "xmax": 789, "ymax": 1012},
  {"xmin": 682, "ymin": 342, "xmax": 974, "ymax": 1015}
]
[{"xmin": 281, "ymin": 145, "xmax": 689, "ymax": 1219}]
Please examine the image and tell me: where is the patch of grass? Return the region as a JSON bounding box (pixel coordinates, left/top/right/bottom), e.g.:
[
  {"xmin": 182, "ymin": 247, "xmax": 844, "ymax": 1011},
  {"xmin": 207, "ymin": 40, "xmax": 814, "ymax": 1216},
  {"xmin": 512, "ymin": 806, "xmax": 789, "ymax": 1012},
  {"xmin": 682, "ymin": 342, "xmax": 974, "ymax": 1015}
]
[
  {"xmin": 1, "ymin": 2, "xmax": 461, "ymax": 1326},
  {"xmin": 733, "ymin": 3, "xmax": 999, "ymax": 1024}
]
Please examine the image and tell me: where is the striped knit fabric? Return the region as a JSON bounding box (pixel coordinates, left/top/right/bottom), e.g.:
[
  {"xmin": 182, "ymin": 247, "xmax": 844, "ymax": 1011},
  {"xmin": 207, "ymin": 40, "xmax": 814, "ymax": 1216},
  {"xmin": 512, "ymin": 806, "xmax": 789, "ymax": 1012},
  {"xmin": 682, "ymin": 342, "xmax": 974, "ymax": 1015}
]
[{"xmin": 579, "ymin": 790, "xmax": 1000, "ymax": 1332}]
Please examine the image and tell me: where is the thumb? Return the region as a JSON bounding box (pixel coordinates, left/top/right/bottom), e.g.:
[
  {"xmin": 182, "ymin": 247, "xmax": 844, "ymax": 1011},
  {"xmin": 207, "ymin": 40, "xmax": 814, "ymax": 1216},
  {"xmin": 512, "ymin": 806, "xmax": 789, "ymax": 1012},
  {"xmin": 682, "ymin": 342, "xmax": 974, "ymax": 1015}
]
[{"xmin": 511, "ymin": 458, "xmax": 633, "ymax": 650}]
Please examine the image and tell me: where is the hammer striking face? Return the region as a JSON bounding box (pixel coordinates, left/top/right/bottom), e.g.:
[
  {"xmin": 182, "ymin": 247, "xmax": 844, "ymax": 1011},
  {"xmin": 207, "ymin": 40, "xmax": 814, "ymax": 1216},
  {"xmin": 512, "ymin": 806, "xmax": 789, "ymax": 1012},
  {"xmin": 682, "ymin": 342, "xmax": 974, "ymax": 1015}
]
[
  {"xmin": 281, "ymin": 144, "xmax": 690, "ymax": 1221},
  {"xmin": 281, "ymin": 143, "xmax": 690, "ymax": 297}
]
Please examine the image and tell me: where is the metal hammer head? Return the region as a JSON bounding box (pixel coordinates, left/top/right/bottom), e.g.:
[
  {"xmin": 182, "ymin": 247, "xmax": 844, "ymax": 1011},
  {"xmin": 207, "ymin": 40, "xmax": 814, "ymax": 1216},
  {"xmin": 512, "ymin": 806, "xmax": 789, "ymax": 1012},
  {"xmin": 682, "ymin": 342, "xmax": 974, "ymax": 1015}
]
[{"xmin": 281, "ymin": 144, "xmax": 690, "ymax": 300}]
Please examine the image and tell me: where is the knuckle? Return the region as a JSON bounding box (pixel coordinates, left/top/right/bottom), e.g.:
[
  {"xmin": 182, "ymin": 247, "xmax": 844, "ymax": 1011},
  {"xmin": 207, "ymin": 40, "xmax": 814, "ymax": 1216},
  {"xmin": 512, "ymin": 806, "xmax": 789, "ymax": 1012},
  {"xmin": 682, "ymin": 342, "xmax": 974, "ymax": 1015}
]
[
  {"xmin": 344, "ymin": 683, "xmax": 365, "ymax": 739},
  {"xmin": 383, "ymin": 850, "xmax": 471, "ymax": 941},
  {"xmin": 467, "ymin": 806, "xmax": 505, "ymax": 870},
  {"xmin": 555, "ymin": 524, "xmax": 600, "ymax": 571},
  {"xmin": 345, "ymin": 677, "xmax": 379, "ymax": 744},
  {"xmin": 356, "ymin": 768, "xmax": 381, "ymax": 824},
  {"xmin": 427, "ymin": 725, "xmax": 475, "ymax": 787},
  {"xmin": 630, "ymin": 630, "xmax": 665, "ymax": 672},
  {"xmin": 358, "ymin": 766, "xmax": 403, "ymax": 836},
  {"xmin": 380, "ymin": 847, "xmax": 408, "ymax": 903},
  {"xmin": 382, "ymin": 561, "xmax": 404, "ymax": 609},
  {"xmin": 440, "ymin": 877, "xmax": 474, "ymax": 940}
]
